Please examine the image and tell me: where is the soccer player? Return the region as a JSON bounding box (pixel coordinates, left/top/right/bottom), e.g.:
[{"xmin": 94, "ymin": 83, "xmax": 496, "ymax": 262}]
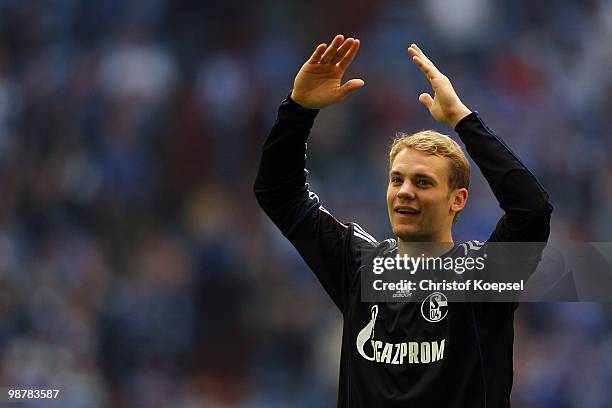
[{"xmin": 254, "ymin": 35, "xmax": 552, "ymax": 407}]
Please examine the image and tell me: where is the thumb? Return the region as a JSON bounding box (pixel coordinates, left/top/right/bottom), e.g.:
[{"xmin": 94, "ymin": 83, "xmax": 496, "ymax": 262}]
[
  {"xmin": 418, "ymin": 93, "xmax": 434, "ymax": 110},
  {"xmin": 339, "ymin": 79, "xmax": 365, "ymax": 98}
]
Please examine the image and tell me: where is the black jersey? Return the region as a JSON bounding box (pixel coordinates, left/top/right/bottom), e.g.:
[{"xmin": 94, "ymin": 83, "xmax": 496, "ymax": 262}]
[{"xmin": 254, "ymin": 95, "xmax": 552, "ymax": 407}]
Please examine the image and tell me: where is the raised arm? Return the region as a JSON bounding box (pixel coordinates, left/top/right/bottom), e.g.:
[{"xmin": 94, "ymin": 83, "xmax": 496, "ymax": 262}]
[
  {"xmin": 254, "ymin": 36, "xmax": 370, "ymax": 312},
  {"xmin": 408, "ymin": 44, "xmax": 552, "ymax": 242}
]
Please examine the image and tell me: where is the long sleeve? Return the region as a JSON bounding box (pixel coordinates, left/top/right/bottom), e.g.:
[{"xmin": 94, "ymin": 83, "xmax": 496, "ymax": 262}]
[
  {"xmin": 454, "ymin": 112, "xmax": 553, "ymax": 243},
  {"xmin": 254, "ymin": 95, "xmax": 362, "ymax": 312},
  {"xmin": 254, "ymin": 96, "xmax": 320, "ymax": 235}
]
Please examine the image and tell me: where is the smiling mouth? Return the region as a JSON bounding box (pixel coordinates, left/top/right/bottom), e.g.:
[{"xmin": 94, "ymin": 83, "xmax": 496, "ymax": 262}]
[{"xmin": 395, "ymin": 208, "xmax": 420, "ymax": 215}]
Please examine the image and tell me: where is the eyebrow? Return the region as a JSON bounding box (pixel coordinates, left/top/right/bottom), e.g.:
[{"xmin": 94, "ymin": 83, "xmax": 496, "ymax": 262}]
[{"xmin": 389, "ymin": 170, "xmax": 437, "ymax": 180}]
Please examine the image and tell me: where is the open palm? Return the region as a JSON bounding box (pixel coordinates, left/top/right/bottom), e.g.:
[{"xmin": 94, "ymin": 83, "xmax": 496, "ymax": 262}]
[
  {"xmin": 408, "ymin": 43, "xmax": 471, "ymax": 127},
  {"xmin": 291, "ymin": 35, "xmax": 364, "ymax": 109}
]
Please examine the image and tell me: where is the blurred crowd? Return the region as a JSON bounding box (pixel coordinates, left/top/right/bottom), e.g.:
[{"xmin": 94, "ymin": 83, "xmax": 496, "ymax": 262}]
[{"xmin": 0, "ymin": 0, "xmax": 611, "ymax": 406}]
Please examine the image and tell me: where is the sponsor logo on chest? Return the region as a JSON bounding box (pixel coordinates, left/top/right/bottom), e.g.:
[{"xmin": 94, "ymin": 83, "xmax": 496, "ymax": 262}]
[{"xmin": 356, "ymin": 296, "xmax": 447, "ymax": 365}]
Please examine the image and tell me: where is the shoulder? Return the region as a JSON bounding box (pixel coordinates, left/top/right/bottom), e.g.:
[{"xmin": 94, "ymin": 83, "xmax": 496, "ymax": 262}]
[
  {"xmin": 458, "ymin": 239, "xmax": 487, "ymax": 256},
  {"xmin": 349, "ymin": 222, "xmax": 397, "ymax": 255},
  {"xmin": 349, "ymin": 222, "xmax": 378, "ymax": 247}
]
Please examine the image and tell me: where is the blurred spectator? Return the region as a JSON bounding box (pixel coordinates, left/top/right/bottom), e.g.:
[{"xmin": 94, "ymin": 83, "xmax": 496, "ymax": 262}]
[{"xmin": 0, "ymin": 0, "xmax": 610, "ymax": 406}]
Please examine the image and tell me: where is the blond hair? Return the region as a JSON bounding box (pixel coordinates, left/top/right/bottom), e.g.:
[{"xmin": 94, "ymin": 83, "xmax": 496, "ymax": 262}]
[{"xmin": 389, "ymin": 130, "xmax": 471, "ymax": 191}]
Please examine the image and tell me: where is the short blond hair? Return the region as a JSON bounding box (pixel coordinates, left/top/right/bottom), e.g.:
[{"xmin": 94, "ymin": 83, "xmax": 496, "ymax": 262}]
[{"xmin": 389, "ymin": 130, "xmax": 471, "ymax": 191}]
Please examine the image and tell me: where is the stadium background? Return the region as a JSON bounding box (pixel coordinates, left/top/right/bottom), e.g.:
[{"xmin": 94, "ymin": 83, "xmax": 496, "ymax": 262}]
[{"xmin": 0, "ymin": 0, "xmax": 611, "ymax": 406}]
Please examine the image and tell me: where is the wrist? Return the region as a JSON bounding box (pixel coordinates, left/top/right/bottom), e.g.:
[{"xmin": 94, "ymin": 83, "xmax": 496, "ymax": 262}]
[
  {"xmin": 289, "ymin": 93, "xmax": 319, "ymax": 113},
  {"xmin": 449, "ymin": 105, "xmax": 472, "ymax": 128},
  {"xmin": 290, "ymin": 91, "xmax": 311, "ymax": 109},
  {"xmin": 290, "ymin": 89, "xmax": 327, "ymax": 110},
  {"xmin": 285, "ymin": 92, "xmax": 320, "ymax": 116}
]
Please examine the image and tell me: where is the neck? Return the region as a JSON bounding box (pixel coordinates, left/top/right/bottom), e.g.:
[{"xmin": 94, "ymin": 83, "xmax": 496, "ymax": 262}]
[{"xmin": 397, "ymin": 231, "xmax": 454, "ymax": 257}]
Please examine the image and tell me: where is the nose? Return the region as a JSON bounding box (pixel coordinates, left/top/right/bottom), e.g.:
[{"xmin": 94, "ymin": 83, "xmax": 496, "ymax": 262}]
[{"xmin": 397, "ymin": 181, "xmax": 416, "ymax": 200}]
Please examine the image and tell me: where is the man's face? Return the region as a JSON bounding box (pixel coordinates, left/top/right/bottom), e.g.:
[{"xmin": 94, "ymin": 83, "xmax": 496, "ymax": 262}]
[{"xmin": 387, "ymin": 148, "xmax": 467, "ymax": 242}]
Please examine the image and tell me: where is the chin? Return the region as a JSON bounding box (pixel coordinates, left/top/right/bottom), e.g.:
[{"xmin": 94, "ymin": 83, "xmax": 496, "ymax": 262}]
[{"xmin": 393, "ymin": 225, "xmax": 425, "ymax": 242}]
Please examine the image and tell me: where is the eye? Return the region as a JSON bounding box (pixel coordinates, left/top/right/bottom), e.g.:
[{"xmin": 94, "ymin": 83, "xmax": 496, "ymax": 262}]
[
  {"xmin": 416, "ymin": 179, "xmax": 432, "ymax": 187},
  {"xmin": 390, "ymin": 177, "xmax": 402, "ymax": 185}
]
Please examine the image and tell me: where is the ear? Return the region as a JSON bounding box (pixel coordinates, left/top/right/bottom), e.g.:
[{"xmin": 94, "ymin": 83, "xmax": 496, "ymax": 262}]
[{"xmin": 450, "ymin": 188, "xmax": 468, "ymax": 213}]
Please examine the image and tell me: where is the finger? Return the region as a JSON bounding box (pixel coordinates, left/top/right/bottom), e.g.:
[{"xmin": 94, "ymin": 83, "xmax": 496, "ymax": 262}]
[
  {"xmin": 410, "ymin": 43, "xmax": 425, "ymax": 56},
  {"xmin": 338, "ymin": 39, "xmax": 360, "ymax": 71},
  {"xmin": 339, "ymin": 78, "xmax": 365, "ymax": 98},
  {"xmin": 407, "ymin": 44, "xmax": 419, "ymax": 58},
  {"xmin": 418, "ymin": 92, "xmax": 434, "ymax": 109},
  {"xmin": 411, "ymin": 55, "xmax": 437, "ymax": 80},
  {"xmin": 308, "ymin": 43, "xmax": 328, "ymax": 63},
  {"xmin": 331, "ymin": 38, "xmax": 355, "ymax": 64},
  {"xmin": 409, "ymin": 44, "xmax": 443, "ymax": 78},
  {"xmin": 409, "ymin": 43, "xmax": 431, "ymax": 63},
  {"xmin": 320, "ymin": 34, "xmax": 344, "ymax": 64}
]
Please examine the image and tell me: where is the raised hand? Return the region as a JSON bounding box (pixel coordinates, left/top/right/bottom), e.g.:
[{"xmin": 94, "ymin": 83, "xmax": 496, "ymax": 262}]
[
  {"xmin": 408, "ymin": 44, "xmax": 471, "ymax": 127},
  {"xmin": 290, "ymin": 35, "xmax": 365, "ymax": 109}
]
